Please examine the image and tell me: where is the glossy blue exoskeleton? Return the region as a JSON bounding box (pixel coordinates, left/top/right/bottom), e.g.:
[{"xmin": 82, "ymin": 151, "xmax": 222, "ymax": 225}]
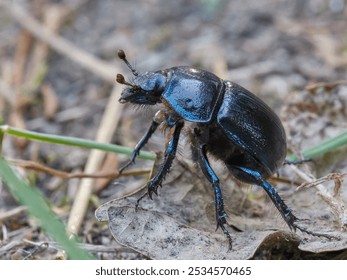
[{"xmin": 116, "ymin": 50, "xmax": 329, "ymax": 249}]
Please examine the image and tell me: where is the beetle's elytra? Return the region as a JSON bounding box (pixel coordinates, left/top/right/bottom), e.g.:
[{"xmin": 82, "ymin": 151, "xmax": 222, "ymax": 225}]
[{"xmin": 116, "ymin": 49, "xmax": 329, "ymax": 249}]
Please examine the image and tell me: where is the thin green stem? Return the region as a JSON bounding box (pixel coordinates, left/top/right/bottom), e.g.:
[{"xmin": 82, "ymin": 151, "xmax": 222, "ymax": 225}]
[
  {"xmin": 1, "ymin": 125, "xmax": 346, "ymax": 163},
  {"xmin": 287, "ymin": 131, "xmax": 347, "ymax": 161},
  {"xmin": 0, "ymin": 125, "xmax": 155, "ymax": 160}
]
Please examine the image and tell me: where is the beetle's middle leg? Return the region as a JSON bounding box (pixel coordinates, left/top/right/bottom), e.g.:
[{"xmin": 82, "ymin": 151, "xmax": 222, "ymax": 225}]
[
  {"xmin": 193, "ymin": 142, "xmax": 233, "ymax": 250},
  {"xmin": 144, "ymin": 120, "xmax": 184, "ymax": 199}
]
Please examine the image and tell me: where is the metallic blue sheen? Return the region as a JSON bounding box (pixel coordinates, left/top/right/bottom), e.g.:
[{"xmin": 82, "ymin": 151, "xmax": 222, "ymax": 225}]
[{"xmin": 162, "ymin": 67, "xmax": 223, "ymax": 122}]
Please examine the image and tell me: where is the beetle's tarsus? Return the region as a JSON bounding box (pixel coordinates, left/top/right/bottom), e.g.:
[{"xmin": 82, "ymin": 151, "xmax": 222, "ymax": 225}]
[
  {"xmin": 147, "ymin": 180, "xmax": 160, "ymax": 199},
  {"xmin": 218, "ymin": 222, "xmax": 233, "ymax": 251},
  {"xmin": 119, "ymin": 159, "xmax": 135, "ymax": 174},
  {"xmin": 291, "ymin": 220, "xmax": 336, "ymax": 240},
  {"xmin": 279, "ymin": 207, "xmax": 335, "ymax": 240},
  {"xmin": 119, "ymin": 148, "xmax": 140, "ymax": 174},
  {"xmin": 135, "ymin": 192, "xmax": 148, "ymax": 210},
  {"xmin": 215, "ymin": 207, "xmax": 233, "ymax": 250},
  {"xmin": 216, "ymin": 210, "xmax": 233, "ymax": 250},
  {"xmin": 119, "ymin": 118, "xmax": 161, "ymax": 174}
]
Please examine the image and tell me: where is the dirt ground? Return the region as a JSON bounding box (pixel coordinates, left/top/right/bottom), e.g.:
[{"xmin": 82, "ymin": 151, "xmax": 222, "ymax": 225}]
[{"xmin": 0, "ymin": 0, "xmax": 347, "ymax": 259}]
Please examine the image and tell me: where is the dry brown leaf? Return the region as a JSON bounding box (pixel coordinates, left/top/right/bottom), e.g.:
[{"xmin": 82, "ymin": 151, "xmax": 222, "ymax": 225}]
[
  {"xmin": 96, "ymin": 205, "xmax": 289, "ymax": 260},
  {"xmin": 96, "ymin": 162, "xmax": 347, "ymax": 259}
]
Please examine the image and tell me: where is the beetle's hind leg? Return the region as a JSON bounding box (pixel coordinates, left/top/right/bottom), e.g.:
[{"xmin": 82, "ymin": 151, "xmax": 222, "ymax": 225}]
[
  {"xmin": 194, "ymin": 143, "xmax": 233, "ymax": 250},
  {"xmin": 228, "ymin": 165, "xmax": 332, "ymax": 239}
]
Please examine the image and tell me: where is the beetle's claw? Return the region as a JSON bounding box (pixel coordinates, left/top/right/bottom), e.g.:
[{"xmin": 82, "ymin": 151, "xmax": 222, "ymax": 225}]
[
  {"xmin": 215, "ymin": 213, "xmax": 232, "ymax": 250},
  {"xmin": 135, "ymin": 191, "xmax": 148, "ymax": 210},
  {"xmin": 146, "ymin": 180, "xmax": 160, "ymax": 199},
  {"xmin": 119, "ymin": 159, "xmax": 135, "ymax": 174},
  {"xmin": 148, "ymin": 190, "xmax": 154, "ymax": 200},
  {"xmin": 217, "ymin": 221, "xmax": 233, "ymax": 251}
]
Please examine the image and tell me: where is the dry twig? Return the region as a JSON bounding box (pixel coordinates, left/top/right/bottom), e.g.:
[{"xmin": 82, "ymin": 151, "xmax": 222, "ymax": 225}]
[
  {"xmin": 7, "ymin": 158, "xmax": 150, "ymax": 180},
  {"xmin": 0, "ymin": 0, "xmax": 117, "ymax": 83},
  {"xmin": 0, "ymin": 206, "xmax": 27, "ymax": 222},
  {"xmin": 290, "ymin": 165, "xmax": 347, "ymax": 231},
  {"xmin": 66, "ymin": 85, "xmax": 123, "ymax": 236}
]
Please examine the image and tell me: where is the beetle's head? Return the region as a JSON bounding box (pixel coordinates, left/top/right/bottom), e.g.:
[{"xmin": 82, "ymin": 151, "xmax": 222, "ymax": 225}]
[{"xmin": 116, "ymin": 50, "xmax": 166, "ymax": 105}]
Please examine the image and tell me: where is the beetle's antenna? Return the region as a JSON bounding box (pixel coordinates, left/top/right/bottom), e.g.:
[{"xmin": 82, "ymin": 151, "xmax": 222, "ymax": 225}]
[
  {"xmin": 118, "ymin": 49, "xmax": 139, "ymax": 76},
  {"xmin": 116, "ymin": 74, "xmax": 137, "ymax": 87}
]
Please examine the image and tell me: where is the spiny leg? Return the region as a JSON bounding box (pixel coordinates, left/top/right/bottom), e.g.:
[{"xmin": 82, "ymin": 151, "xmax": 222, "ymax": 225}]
[
  {"xmin": 231, "ymin": 166, "xmax": 332, "ymax": 239},
  {"xmin": 196, "ymin": 144, "xmax": 233, "ymax": 250},
  {"xmin": 119, "ymin": 110, "xmax": 165, "ymax": 174},
  {"xmin": 143, "ymin": 120, "xmax": 184, "ymax": 200}
]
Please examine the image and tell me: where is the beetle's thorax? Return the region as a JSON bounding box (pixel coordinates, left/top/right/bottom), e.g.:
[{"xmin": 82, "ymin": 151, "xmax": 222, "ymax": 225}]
[{"xmin": 160, "ymin": 66, "xmax": 224, "ymax": 123}]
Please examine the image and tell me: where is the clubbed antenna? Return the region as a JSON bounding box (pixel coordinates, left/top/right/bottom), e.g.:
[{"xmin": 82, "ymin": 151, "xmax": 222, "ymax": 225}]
[
  {"xmin": 116, "ymin": 73, "xmax": 136, "ymax": 88},
  {"xmin": 117, "ymin": 49, "xmax": 139, "ymax": 76}
]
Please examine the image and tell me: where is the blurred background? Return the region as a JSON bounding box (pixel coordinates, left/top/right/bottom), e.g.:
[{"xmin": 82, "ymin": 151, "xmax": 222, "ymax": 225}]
[
  {"xmin": 0, "ymin": 0, "xmax": 346, "ymax": 259},
  {"xmin": 1, "ymin": 0, "xmax": 346, "ymax": 140}
]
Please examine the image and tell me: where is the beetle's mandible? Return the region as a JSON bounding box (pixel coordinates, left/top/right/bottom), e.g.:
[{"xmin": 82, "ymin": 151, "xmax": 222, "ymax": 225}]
[{"xmin": 116, "ymin": 49, "xmax": 328, "ymax": 249}]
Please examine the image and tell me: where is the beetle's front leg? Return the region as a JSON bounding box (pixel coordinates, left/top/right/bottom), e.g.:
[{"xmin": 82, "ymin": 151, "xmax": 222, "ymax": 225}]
[
  {"xmin": 195, "ymin": 144, "xmax": 233, "ymax": 250},
  {"xmin": 145, "ymin": 120, "xmax": 184, "ymax": 199},
  {"xmin": 119, "ymin": 110, "xmax": 166, "ymax": 174}
]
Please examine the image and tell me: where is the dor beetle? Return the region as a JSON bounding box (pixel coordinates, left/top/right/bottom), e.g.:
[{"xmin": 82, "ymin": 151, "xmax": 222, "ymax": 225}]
[{"xmin": 116, "ymin": 50, "xmax": 328, "ymax": 249}]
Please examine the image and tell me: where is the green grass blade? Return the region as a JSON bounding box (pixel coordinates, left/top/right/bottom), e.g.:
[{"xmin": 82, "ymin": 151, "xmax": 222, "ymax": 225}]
[
  {"xmin": 1, "ymin": 125, "xmax": 347, "ymax": 163},
  {"xmin": 287, "ymin": 131, "xmax": 347, "ymax": 161},
  {"xmin": 0, "ymin": 157, "xmax": 94, "ymax": 259},
  {"xmin": 0, "ymin": 125, "xmax": 155, "ymax": 160}
]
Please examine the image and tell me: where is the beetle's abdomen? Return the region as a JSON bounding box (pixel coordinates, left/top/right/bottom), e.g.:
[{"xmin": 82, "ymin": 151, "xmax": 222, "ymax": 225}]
[
  {"xmin": 217, "ymin": 81, "xmax": 287, "ymax": 176},
  {"xmin": 162, "ymin": 67, "xmax": 223, "ymax": 122}
]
